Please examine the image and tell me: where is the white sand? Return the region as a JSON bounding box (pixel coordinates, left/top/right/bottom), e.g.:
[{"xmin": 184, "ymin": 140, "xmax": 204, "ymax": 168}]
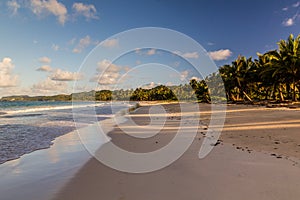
[{"xmin": 53, "ymin": 103, "xmax": 300, "ymax": 200}]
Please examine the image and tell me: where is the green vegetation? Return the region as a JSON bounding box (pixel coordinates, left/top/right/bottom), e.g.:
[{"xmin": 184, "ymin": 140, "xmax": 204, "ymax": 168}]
[
  {"xmin": 1, "ymin": 34, "xmax": 299, "ymax": 104},
  {"xmin": 218, "ymin": 34, "xmax": 300, "ymax": 102},
  {"xmin": 0, "ymin": 94, "xmax": 72, "ymax": 102}
]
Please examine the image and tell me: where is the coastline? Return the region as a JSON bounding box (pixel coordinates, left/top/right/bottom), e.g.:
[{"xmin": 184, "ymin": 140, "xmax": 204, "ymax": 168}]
[
  {"xmin": 0, "ymin": 105, "xmax": 131, "ymax": 200},
  {"xmin": 53, "ymin": 102, "xmax": 300, "ymax": 200}
]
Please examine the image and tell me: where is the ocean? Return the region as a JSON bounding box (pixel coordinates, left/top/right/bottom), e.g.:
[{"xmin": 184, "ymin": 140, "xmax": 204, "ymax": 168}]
[{"xmin": 0, "ymin": 101, "xmax": 132, "ymax": 164}]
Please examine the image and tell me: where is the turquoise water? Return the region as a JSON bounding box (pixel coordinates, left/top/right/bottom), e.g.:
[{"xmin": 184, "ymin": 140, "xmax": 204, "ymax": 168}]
[{"xmin": 0, "ymin": 101, "xmax": 131, "ymax": 164}]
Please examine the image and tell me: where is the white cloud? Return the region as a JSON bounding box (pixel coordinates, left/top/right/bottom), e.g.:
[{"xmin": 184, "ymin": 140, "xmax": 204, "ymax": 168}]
[
  {"xmin": 73, "ymin": 35, "xmax": 95, "ymax": 53},
  {"xmin": 134, "ymin": 48, "xmax": 157, "ymax": 56},
  {"xmin": 282, "ymin": 13, "xmax": 299, "ymax": 27},
  {"xmin": 30, "ymin": 0, "xmax": 67, "ymax": 25},
  {"xmin": 32, "ymin": 77, "xmax": 68, "ymax": 92},
  {"xmin": 147, "ymin": 49, "xmax": 156, "ymax": 55},
  {"xmin": 36, "ymin": 65, "xmax": 52, "ymax": 72},
  {"xmin": 101, "ymin": 38, "xmax": 118, "ymax": 48},
  {"xmin": 96, "ymin": 59, "xmax": 120, "ymax": 73},
  {"xmin": 0, "ymin": 57, "xmax": 19, "ymax": 87},
  {"xmin": 283, "ymin": 18, "xmax": 294, "ymax": 26},
  {"xmin": 281, "ymin": 2, "xmax": 300, "ymax": 27},
  {"xmin": 293, "ymin": 1, "xmax": 300, "ymax": 7},
  {"xmin": 180, "ymin": 70, "xmax": 189, "ymax": 81},
  {"xmin": 50, "ymin": 69, "xmax": 83, "ymax": 81},
  {"xmin": 72, "ymin": 2, "xmax": 98, "ymax": 20},
  {"xmin": 208, "ymin": 49, "xmax": 232, "ymax": 61},
  {"xmin": 7, "ymin": 0, "xmax": 20, "ymax": 15},
  {"xmin": 38, "ymin": 56, "xmax": 51, "ymax": 63},
  {"xmin": 173, "ymin": 51, "xmax": 199, "ymax": 59},
  {"xmin": 51, "ymin": 44, "xmax": 59, "ymax": 51},
  {"xmin": 91, "ymin": 59, "xmax": 128, "ymax": 85},
  {"xmin": 182, "ymin": 52, "xmax": 199, "ymax": 59},
  {"xmin": 141, "ymin": 82, "xmax": 159, "ymax": 89}
]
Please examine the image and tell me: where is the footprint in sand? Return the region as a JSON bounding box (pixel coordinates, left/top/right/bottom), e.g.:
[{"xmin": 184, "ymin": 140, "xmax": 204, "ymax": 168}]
[{"xmin": 274, "ymin": 141, "xmax": 280, "ymax": 144}]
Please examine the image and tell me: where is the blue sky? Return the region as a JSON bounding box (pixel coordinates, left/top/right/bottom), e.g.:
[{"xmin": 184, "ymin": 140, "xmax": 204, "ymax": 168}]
[{"xmin": 0, "ymin": 0, "xmax": 299, "ymax": 97}]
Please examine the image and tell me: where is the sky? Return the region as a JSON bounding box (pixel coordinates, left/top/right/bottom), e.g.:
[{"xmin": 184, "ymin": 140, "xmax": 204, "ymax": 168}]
[{"xmin": 0, "ymin": 0, "xmax": 299, "ymax": 97}]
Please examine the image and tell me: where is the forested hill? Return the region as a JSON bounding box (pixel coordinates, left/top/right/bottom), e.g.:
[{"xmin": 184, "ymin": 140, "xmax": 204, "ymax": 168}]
[{"xmin": 0, "ymin": 84, "xmax": 206, "ymax": 102}]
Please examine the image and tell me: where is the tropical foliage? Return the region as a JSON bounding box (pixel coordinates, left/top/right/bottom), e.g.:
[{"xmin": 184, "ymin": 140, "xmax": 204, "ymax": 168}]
[{"xmin": 218, "ymin": 34, "xmax": 300, "ymax": 102}]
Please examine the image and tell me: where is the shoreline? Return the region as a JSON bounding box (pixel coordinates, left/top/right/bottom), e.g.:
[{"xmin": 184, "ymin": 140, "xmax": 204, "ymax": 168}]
[
  {"xmin": 1, "ymin": 102, "xmax": 300, "ymax": 199},
  {"xmin": 0, "ymin": 107, "xmax": 130, "ymax": 200},
  {"xmin": 54, "ymin": 102, "xmax": 300, "ymax": 200},
  {"xmin": 0, "ymin": 101, "xmax": 134, "ymax": 165}
]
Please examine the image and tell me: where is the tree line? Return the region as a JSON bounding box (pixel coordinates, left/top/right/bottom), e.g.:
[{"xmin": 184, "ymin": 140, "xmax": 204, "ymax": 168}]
[{"xmin": 217, "ymin": 34, "xmax": 300, "ymax": 102}]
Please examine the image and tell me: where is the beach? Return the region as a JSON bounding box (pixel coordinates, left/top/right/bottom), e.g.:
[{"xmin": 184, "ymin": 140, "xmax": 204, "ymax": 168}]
[
  {"xmin": 53, "ymin": 102, "xmax": 300, "ymax": 200},
  {"xmin": 2, "ymin": 1, "xmax": 300, "ymax": 199}
]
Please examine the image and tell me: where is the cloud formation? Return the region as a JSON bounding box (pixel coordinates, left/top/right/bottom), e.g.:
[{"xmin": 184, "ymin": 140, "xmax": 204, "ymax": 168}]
[
  {"xmin": 32, "ymin": 77, "xmax": 68, "ymax": 92},
  {"xmin": 8, "ymin": 1, "xmax": 98, "ymax": 25},
  {"xmin": 101, "ymin": 38, "xmax": 119, "ymax": 48},
  {"xmin": 182, "ymin": 52, "xmax": 199, "ymax": 59},
  {"xmin": 283, "ymin": 18, "xmax": 295, "ymax": 26},
  {"xmin": 50, "ymin": 69, "xmax": 83, "ymax": 81},
  {"xmin": 208, "ymin": 49, "xmax": 232, "ymax": 61},
  {"xmin": 72, "ymin": 2, "xmax": 98, "ymax": 20},
  {"xmin": 281, "ymin": 2, "xmax": 300, "ymax": 27},
  {"xmin": 0, "ymin": 57, "xmax": 19, "ymax": 87},
  {"xmin": 134, "ymin": 48, "xmax": 158, "ymax": 56},
  {"xmin": 293, "ymin": 1, "xmax": 300, "ymax": 7},
  {"xmin": 147, "ymin": 49, "xmax": 156, "ymax": 55},
  {"xmin": 7, "ymin": 0, "xmax": 20, "ymax": 15},
  {"xmin": 141, "ymin": 82, "xmax": 159, "ymax": 89},
  {"xmin": 282, "ymin": 13, "xmax": 299, "ymax": 27},
  {"xmin": 30, "ymin": 0, "xmax": 68, "ymax": 25},
  {"xmin": 173, "ymin": 51, "xmax": 199, "ymax": 59},
  {"xmin": 180, "ymin": 70, "xmax": 189, "ymax": 81},
  {"xmin": 36, "ymin": 65, "xmax": 52, "ymax": 72},
  {"xmin": 38, "ymin": 56, "xmax": 51, "ymax": 63},
  {"xmin": 73, "ymin": 35, "xmax": 96, "ymax": 53},
  {"xmin": 91, "ymin": 59, "xmax": 128, "ymax": 85}
]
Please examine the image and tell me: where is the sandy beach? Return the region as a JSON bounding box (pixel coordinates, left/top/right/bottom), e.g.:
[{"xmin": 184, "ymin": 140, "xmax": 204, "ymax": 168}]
[
  {"xmin": 53, "ymin": 102, "xmax": 300, "ymax": 200},
  {"xmin": 2, "ymin": 1, "xmax": 300, "ymax": 199}
]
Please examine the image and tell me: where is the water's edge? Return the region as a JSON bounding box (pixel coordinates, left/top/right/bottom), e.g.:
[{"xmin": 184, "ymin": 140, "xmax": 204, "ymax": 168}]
[{"xmin": 0, "ymin": 103, "xmax": 139, "ymax": 200}]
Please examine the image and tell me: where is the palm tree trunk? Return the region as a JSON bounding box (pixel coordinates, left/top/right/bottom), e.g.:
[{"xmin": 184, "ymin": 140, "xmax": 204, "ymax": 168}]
[
  {"xmin": 292, "ymin": 78, "xmax": 296, "ymax": 101},
  {"xmin": 272, "ymin": 84, "xmax": 277, "ymax": 100},
  {"xmin": 243, "ymin": 91, "xmax": 253, "ymax": 102},
  {"xmin": 230, "ymin": 93, "xmax": 237, "ymax": 101},
  {"xmin": 279, "ymin": 85, "xmax": 285, "ymax": 101},
  {"xmin": 286, "ymin": 83, "xmax": 291, "ymax": 100}
]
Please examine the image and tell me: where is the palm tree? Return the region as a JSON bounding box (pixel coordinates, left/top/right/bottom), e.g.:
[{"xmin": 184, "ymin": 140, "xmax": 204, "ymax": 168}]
[
  {"xmin": 189, "ymin": 79, "xmax": 210, "ymax": 102},
  {"xmin": 267, "ymin": 34, "xmax": 300, "ymax": 101},
  {"xmin": 255, "ymin": 52, "xmax": 284, "ymax": 101},
  {"xmin": 220, "ymin": 56, "xmax": 255, "ymax": 102},
  {"xmin": 219, "ymin": 64, "xmax": 237, "ymax": 101}
]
